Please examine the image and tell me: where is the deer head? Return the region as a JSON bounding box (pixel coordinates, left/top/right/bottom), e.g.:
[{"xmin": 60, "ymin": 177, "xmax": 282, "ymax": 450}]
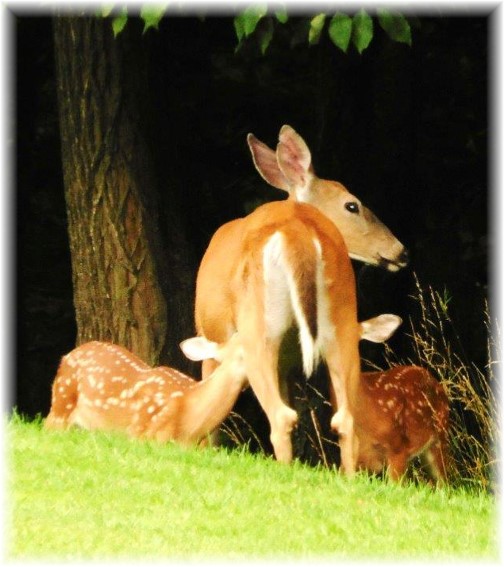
[{"xmin": 248, "ymin": 125, "xmax": 409, "ymax": 272}]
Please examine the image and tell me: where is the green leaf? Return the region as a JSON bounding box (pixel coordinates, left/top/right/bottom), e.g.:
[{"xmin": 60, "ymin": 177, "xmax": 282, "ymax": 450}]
[
  {"xmin": 275, "ymin": 9, "xmax": 288, "ymax": 24},
  {"xmin": 328, "ymin": 13, "xmax": 352, "ymax": 53},
  {"xmin": 352, "ymin": 9, "xmax": 373, "ymax": 54},
  {"xmin": 308, "ymin": 13, "xmax": 326, "ymax": 45},
  {"xmin": 259, "ymin": 18, "xmax": 274, "ymax": 55},
  {"xmin": 99, "ymin": 4, "xmax": 115, "ymax": 18},
  {"xmin": 112, "ymin": 9, "xmax": 128, "ymax": 37},
  {"xmin": 377, "ymin": 9, "xmax": 412, "ymax": 46},
  {"xmin": 235, "ymin": 4, "xmax": 268, "ymax": 39},
  {"xmin": 234, "ymin": 15, "xmax": 246, "ymax": 42},
  {"xmin": 140, "ymin": 4, "xmax": 169, "ymax": 33}
]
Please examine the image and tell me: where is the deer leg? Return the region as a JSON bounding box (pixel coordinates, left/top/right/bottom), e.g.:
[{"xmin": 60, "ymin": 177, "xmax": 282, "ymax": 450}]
[
  {"xmin": 244, "ymin": 337, "xmax": 298, "ymax": 464},
  {"xmin": 44, "ymin": 362, "xmax": 78, "ymax": 430},
  {"xmin": 325, "ymin": 338, "xmax": 360, "ymax": 476},
  {"xmin": 424, "ymin": 439, "xmax": 449, "ymax": 485},
  {"xmin": 386, "ymin": 451, "xmax": 409, "ymax": 482}
]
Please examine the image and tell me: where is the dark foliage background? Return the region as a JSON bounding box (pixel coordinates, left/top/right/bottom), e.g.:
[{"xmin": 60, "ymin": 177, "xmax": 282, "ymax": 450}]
[{"xmin": 16, "ymin": 15, "xmax": 488, "ymax": 449}]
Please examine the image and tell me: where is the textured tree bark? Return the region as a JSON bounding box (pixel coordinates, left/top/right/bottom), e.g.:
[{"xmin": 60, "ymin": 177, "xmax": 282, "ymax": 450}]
[{"xmin": 53, "ymin": 17, "xmax": 171, "ymax": 366}]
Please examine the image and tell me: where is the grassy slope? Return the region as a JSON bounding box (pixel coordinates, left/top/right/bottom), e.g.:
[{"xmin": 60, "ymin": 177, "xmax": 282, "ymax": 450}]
[{"xmin": 6, "ymin": 418, "xmax": 498, "ymax": 561}]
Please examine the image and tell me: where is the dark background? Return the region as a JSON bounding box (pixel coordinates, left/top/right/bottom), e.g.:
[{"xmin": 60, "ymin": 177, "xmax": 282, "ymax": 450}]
[{"xmin": 16, "ymin": 14, "xmax": 488, "ymax": 432}]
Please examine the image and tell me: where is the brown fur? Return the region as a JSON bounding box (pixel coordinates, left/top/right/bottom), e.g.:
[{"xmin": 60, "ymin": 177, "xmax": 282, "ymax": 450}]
[
  {"xmin": 45, "ymin": 339, "xmax": 246, "ymax": 445},
  {"xmin": 330, "ymin": 365, "xmax": 450, "ymax": 483},
  {"xmin": 196, "ymin": 200, "xmax": 361, "ymax": 471},
  {"xmin": 194, "ymin": 126, "xmax": 408, "ymax": 473}
]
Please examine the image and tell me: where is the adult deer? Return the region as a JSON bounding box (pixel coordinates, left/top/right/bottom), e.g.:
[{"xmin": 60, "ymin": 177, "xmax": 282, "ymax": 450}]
[
  {"xmin": 196, "ymin": 201, "xmax": 404, "ymax": 472},
  {"xmin": 44, "ymin": 335, "xmax": 246, "ymax": 445},
  {"xmin": 355, "ymin": 366, "xmax": 450, "ymax": 483},
  {"xmin": 194, "ymin": 127, "xmax": 408, "ymax": 473}
]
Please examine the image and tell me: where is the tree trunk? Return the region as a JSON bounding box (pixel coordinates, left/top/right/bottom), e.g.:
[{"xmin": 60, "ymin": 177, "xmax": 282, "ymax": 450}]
[{"xmin": 53, "ymin": 16, "xmax": 180, "ymax": 366}]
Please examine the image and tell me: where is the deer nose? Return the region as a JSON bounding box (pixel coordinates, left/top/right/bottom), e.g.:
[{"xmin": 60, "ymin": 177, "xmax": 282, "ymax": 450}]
[{"xmin": 398, "ymin": 248, "xmax": 410, "ymax": 267}]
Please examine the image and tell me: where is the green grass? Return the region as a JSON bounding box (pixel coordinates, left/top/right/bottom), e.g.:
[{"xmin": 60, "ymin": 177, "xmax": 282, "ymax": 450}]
[{"xmin": 6, "ymin": 416, "xmax": 499, "ymax": 561}]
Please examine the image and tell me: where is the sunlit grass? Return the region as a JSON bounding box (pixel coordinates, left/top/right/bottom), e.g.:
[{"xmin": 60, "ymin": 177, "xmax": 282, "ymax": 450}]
[{"xmin": 7, "ymin": 415, "xmax": 498, "ymax": 561}]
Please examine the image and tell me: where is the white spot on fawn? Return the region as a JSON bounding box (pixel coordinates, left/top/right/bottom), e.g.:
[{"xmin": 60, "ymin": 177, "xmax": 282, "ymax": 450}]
[{"xmin": 170, "ymin": 391, "xmax": 183, "ymax": 398}]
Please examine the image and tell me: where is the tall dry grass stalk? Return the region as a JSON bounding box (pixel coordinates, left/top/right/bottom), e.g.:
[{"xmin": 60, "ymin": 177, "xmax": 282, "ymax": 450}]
[
  {"xmin": 219, "ymin": 411, "xmax": 267, "ymax": 453},
  {"xmin": 382, "ymin": 274, "xmax": 499, "ymax": 489}
]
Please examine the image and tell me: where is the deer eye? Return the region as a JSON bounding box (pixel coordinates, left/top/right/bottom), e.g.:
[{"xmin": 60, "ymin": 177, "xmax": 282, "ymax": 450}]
[{"xmin": 345, "ymin": 202, "xmax": 360, "ymax": 214}]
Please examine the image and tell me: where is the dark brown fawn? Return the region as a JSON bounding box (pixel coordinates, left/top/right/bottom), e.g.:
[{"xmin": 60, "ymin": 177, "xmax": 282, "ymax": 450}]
[
  {"xmin": 44, "ymin": 335, "xmax": 246, "ymax": 445},
  {"xmin": 353, "ymin": 366, "xmax": 450, "ymax": 483},
  {"xmin": 194, "ymin": 125, "xmax": 409, "ymax": 474},
  {"xmin": 348, "ymin": 315, "xmax": 450, "ymax": 483}
]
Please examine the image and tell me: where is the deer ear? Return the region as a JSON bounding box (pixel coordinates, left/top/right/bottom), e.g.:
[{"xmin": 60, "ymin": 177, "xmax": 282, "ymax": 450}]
[
  {"xmin": 247, "ymin": 133, "xmax": 290, "ymax": 193},
  {"xmin": 360, "ymin": 314, "xmax": 402, "ymax": 343},
  {"xmin": 276, "ymin": 125, "xmax": 315, "ymax": 198},
  {"xmin": 179, "ymin": 337, "xmax": 219, "ymax": 361}
]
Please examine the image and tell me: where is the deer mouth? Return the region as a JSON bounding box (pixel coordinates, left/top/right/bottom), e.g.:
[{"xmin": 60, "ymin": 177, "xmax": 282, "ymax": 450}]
[
  {"xmin": 350, "ymin": 250, "xmax": 410, "ymax": 271},
  {"xmin": 378, "ymin": 250, "xmax": 410, "ymax": 272}
]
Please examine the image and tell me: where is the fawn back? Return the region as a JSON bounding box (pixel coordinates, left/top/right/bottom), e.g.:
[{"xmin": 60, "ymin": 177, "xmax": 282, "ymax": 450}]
[
  {"xmin": 45, "ymin": 337, "xmax": 246, "ymax": 444},
  {"xmin": 355, "ymin": 365, "xmax": 450, "ymax": 482}
]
